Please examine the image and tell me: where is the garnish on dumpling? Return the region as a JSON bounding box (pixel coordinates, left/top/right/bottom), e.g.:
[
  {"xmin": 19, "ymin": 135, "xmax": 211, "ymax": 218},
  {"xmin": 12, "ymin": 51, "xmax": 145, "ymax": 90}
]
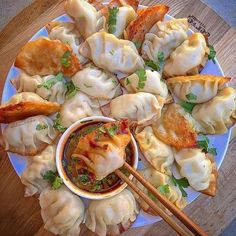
[
  {"xmin": 72, "ymin": 120, "xmax": 131, "ymax": 180},
  {"xmin": 15, "ymin": 37, "xmax": 82, "ymax": 76}
]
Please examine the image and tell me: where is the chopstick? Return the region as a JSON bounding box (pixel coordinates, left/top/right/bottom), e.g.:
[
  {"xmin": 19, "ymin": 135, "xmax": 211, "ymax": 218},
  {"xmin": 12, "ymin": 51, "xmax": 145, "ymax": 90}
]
[{"xmin": 115, "ymin": 162, "xmax": 208, "ymax": 236}]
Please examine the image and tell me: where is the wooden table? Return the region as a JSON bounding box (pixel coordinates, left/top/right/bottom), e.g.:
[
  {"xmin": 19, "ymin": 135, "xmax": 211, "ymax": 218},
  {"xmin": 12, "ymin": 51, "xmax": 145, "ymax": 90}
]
[{"xmin": 0, "ymin": 0, "xmax": 236, "ymax": 235}]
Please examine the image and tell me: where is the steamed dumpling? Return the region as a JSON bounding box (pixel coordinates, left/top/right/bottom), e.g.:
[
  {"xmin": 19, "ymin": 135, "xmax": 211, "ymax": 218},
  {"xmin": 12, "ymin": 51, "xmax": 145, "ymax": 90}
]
[
  {"xmin": 11, "ymin": 71, "xmax": 67, "ymax": 104},
  {"xmin": 79, "ymin": 32, "xmax": 144, "ymax": 75},
  {"xmin": 167, "ymin": 74, "xmax": 230, "ymax": 103},
  {"xmin": 122, "ymin": 69, "xmax": 168, "ymax": 99},
  {"xmin": 60, "ymin": 92, "xmax": 102, "ymax": 127},
  {"xmin": 192, "ymin": 87, "xmax": 236, "ymax": 134},
  {"xmin": 132, "ymin": 168, "xmax": 187, "ymax": 215},
  {"xmin": 136, "ymin": 126, "xmax": 174, "ymax": 175},
  {"xmin": 174, "ymin": 148, "xmax": 217, "ymax": 196},
  {"xmin": 3, "ymin": 115, "xmax": 58, "ymax": 156},
  {"xmin": 65, "ymin": 0, "xmax": 105, "ymax": 39},
  {"xmin": 73, "ymin": 120, "xmax": 131, "ymax": 180},
  {"xmin": 142, "ymin": 18, "xmax": 188, "ymax": 61},
  {"xmin": 71, "ymin": 65, "xmax": 122, "ymax": 103},
  {"xmin": 39, "ymin": 185, "xmax": 85, "ymax": 236},
  {"xmin": 110, "ymin": 92, "xmax": 164, "ymax": 125},
  {"xmin": 46, "ymin": 21, "xmax": 87, "ymax": 64},
  {"xmin": 21, "ymin": 145, "xmax": 56, "ymax": 197},
  {"xmin": 163, "ymin": 33, "xmax": 209, "ymax": 77},
  {"xmin": 106, "ymin": 6, "xmax": 136, "ymax": 38},
  {"xmin": 85, "ymin": 189, "xmax": 138, "ymax": 236}
]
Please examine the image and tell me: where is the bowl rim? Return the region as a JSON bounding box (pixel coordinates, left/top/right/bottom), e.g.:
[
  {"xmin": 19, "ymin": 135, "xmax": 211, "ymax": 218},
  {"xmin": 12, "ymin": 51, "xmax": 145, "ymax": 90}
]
[{"xmin": 56, "ymin": 116, "xmax": 139, "ymax": 200}]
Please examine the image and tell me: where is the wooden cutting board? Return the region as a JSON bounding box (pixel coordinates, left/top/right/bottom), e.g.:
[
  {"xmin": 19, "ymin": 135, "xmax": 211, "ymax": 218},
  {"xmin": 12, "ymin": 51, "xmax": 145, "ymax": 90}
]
[{"xmin": 0, "ymin": 0, "xmax": 236, "ymax": 235}]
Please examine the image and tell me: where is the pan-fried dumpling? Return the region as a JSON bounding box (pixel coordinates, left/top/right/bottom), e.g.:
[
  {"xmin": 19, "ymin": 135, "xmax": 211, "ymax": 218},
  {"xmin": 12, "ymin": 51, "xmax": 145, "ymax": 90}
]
[
  {"xmin": 192, "ymin": 87, "xmax": 236, "ymax": 134},
  {"xmin": 21, "ymin": 145, "xmax": 56, "ymax": 197},
  {"xmin": 142, "ymin": 18, "xmax": 188, "ymax": 61},
  {"xmin": 174, "ymin": 148, "xmax": 217, "ymax": 196},
  {"xmin": 0, "ymin": 92, "xmax": 60, "ymax": 123},
  {"xmin": 167, "ymin": 74, "xmax": 230, "ymax": 103},
  {"xmin": 39, "ymin": 185, "xmax": 85, "ymax": 236},
  {"xmin": 132, "ymin": 168, "xmax": 187, "ymax": 215},
  {"xmin": 3, "ymin": 115, "xmax": 58, "ymax": 156},
  {"xmin": 136, "ymin": 126, "xmax": 174, "ymax": 175},
  {"xmin": 152, "ymin": 103, "xmax": 197, "ymax": 149},
  {"xmin": 85, "ymin": 189, "xmax": 138, "ymax": 236},
  {"xmin": 163, "ymin": 33, "xmax": 209, "ymax": 78},
  {"xmin": 60, "ymin": 92, "xmax": 102, "ymax": 127},
  {"xmin": 122, "ymin": 69, "xmax": 168, "ymax": 99},
  {"xmin": 73, "ymin": 120, "xmax": 131, "ymax": 180},
  {"xmin": 45, "ymin": 21, "xmax": 87, "ymax": 64},
  {"xmin": 11, "ymin": 72, "xmax": 67, "ymax": 104},
  {"xmin": 79, "ymin": 32, "xmax": 144, "ymax": 75},
  {"xmin": 15, "ymin": 37, "xmax": 82, "ymax": 76},
  {"xmin": 71, "ymin": 65, "xmax": 122, "ymax": 103},
  {"xmin": 106, "ymin": 6, "xmax": 136, "ymax": 38},
  {"xmin": 65, "ymin": 0, "xmax": 106, "ymax": 39},
  {"xmin": 110, "ymin": 92, "xmax": 164, "ymax": 125}
]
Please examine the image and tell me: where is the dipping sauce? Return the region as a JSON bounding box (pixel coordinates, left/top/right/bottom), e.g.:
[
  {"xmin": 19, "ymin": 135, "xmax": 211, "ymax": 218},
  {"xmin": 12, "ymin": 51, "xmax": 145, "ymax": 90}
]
[{"xmin": 62, "ymin": 121, "xmax": 133, "ymax": 193}]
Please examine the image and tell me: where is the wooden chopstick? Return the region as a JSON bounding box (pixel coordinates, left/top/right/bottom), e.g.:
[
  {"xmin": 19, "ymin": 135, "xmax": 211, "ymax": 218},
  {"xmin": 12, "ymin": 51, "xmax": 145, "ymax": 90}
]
[
  {"xmin": 115, "ymin": 169, "xmax": 189, "ymax": 236},
  {"xmin": 119, "ymin": 162, "xmax": 208, "ymax": 236}
]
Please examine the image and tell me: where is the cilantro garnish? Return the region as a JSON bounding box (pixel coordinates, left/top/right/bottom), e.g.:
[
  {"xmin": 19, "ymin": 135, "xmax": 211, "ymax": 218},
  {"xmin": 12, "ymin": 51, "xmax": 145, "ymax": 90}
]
[
  {"xmin": 126, "ymin": 77, "xmax": 131, "ymax": 85},
  {"xmin": 186, "ymin": 92, "xmax": 197, "ymax": 101},
  {"xmin": 171, "ymin": 175, "xmax": 189, "ymax": 197},
  {"xmin": 145, "ymin": 51, "xmax": 165, "ymax": 71},
  {"xmin": 148, "ymin": 191, "xmax": 156, "ymax": 201},
  {"xmin": 133, "ymin": 41, "xmax": 142, "ymax": 50},
  {"xmin": 136, "ymin": 69, "xmax": 147, "ymax": 90},
  {"xmin": 157, "ymin": 184, "xmax": 170, "ymax": 195},
  {"xmin": 79, "ymin": 175, "xmax": 89, "ymax": 184},
  {"xmin": 53, "ymin": 113, "xmax": 67, "ymax": 133},
  {"xmin": 106, "ymin": 125, "xmax": 118, "ymax": 137},
  {"xmin": 65, "ymin": 81, "xmax": 79, "ymax": 98},
  {"xmin": 180, "ymin": 101, "xmax": 196, "ymax": 114},
  {"xmin": 61, "ymin": 51, "xmax": 72, "ymax": 67},
  {"xmin": 157, "ymin": 51, "xmax": 164, "ymax": 63},
  {"xmin": 197, "ymin": 135, "xmax": 217, "ymax": 155},
  {"xmin": 109, "ymin": 50, "xmax": 115, "ymax": 56},
  {"xmin": 42, "ymin": 170, "xmax": 63, "ymax": 189},
  {"xmin": 208, "ymin": 44, "xmax": 216, "ymax": 64},
  {"xmin": 108, "ymin": 7, "xmax": 119, "ymax": 34},
  {"xmin": 36, "ymin": 123, "xmax": 48, "ymax": 130},
  {"xmin": 37, "ymin": 73, "xmax": 63, "ymax": 89}
]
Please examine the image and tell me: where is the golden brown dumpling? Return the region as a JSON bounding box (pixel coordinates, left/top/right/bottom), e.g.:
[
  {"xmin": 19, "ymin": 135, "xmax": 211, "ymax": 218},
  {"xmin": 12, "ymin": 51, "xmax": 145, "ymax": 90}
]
[
  {"xmin": 0, "ymin": 92, "xmax": 60, "ymax": 123},
  {"xmin": 15, "ymin": 37, "xmax": 82, "ymax": 76}
]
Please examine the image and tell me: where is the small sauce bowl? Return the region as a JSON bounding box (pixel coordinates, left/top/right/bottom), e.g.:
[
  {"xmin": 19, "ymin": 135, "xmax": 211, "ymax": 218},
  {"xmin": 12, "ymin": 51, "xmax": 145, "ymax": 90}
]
[{"xmin": 56, "ymin": 116, "xmax": 138, "ymax": 200}]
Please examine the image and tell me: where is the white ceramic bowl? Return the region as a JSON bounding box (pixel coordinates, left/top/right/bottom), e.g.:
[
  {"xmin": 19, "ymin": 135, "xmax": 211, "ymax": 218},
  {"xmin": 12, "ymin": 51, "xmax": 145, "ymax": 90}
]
[{"xmin": 56, "ymin": 116, "xmax": 139, "ymax": 200}]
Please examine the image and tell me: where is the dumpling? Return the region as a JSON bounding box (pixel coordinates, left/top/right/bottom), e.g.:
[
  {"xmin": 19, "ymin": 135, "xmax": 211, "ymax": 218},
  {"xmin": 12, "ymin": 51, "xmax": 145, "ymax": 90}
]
[
  {"xmin": 167, "ymin": 74, "xmax": 230, "ymax": 103},
  {"xmin": 106, "ymin": 6, "xmax": 136, "ymax": 38},
  {"xmin": 71, "ymin": 65, "xmax": 122, "ymax": 103},
  {"xmin": 65, "ymin": 0, "xmax": 106, "ymax": 39},
  {"xmin": 174, "ymin": 148, "xmax": 217, "ymax": 196},
  {"xmin": 39, "ymin": 185, "xmax": 85, "ymax": 236},
  {"xmin": 79, "ymin": 31, "xmax": 144, "ymax": 75},
  {"xmin": 152, "ymin": 103, "xmax": 197, "ymax": 149},
  {"xmin": 122, "ymin": 69, "xmax": 168, "ymax": 99},
  {"xmin": 110, "ymin": 92, "xmax": 164, "ymax": 125},
  {"xmin": 60, "ymin": 92, "xmax": 102, "ymax": 128},
  {"xmin": 11, "ymin": 71, "xmax": 67, "ymax": 104},
  {"xmin": 15, "ymin": 37, "xmax": 82, "ymax": 76},
  {"xmin": 135, "ymin": 126, "xmax": 174, "ymax": 175},
  {"xmin": 85, "ymin": 189, "xmax": 138, "ymax": 236},
  {"xmin": 142, "ymin": 18, "xmax": 188, "ymax": 61},
  {"xmin": 21, "ymin": 145, "xmax": 56, "ymax": 197},
  {"xmin": 163, "ymin": 33, "xmax": 209, "ymax": 78},
  {"xmin": 132, "ymin": 168, "xmax": 187, "ymax": 215},
  {"xmin": 124, "ymin": 5, "xmax": 169, "ymax": 46},
  {"xmin": 0, "ymin": 92, "xmax": 60, "ymax": 123},
  {"xmin": 192, "ymin": 87, "xmax": 236, "ymax": 134},
  {"xmin": 72, "ymin": 120, "xmax": 131, "ymax": 180},
  {"xmin": 3, "ymin": 115, "xmax": 58, "ymax": 156},
  {"xmin": 46, "ymin": 21, "xmax": 87, "ymax": 64}
]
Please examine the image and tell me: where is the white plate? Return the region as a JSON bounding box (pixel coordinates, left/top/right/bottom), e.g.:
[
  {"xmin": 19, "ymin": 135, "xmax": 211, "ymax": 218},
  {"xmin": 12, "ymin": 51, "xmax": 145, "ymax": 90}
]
[{"xmin": 1, "ymin": 8, "xmax": 231, "ymax": 228}]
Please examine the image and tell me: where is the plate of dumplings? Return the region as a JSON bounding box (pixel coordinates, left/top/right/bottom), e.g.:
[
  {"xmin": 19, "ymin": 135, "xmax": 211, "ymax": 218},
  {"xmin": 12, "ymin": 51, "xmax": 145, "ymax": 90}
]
[{"xmin": 1, "ymin": 0, "xmax": 235, "ymax": 235}]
